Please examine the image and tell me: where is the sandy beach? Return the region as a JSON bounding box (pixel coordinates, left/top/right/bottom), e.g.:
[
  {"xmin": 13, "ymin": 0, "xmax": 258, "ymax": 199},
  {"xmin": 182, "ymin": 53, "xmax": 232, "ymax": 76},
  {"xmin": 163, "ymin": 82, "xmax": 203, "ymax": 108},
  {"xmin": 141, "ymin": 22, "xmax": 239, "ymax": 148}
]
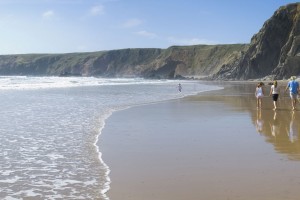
[{"xmin": 100, "ymin": 81, "xmax": 300, "ymax": 200}]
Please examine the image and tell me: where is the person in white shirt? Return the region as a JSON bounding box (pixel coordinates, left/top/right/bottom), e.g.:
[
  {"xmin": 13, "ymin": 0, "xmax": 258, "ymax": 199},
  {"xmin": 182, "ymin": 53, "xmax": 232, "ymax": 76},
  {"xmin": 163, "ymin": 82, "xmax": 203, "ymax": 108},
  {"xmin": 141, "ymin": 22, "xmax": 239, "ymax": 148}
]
[
  {"xmin": 269, "ymin": 80, "xmax": 280, "ymax": 110},
  {"xmin": 255, "ymin": 82, "xmax": 264, "ymax": 109}
]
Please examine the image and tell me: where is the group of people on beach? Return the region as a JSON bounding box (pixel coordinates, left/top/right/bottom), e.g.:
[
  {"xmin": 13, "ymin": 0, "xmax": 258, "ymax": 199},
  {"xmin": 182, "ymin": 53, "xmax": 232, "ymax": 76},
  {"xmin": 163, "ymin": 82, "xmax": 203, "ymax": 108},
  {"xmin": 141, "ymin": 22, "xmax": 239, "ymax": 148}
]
[{"xmin": 255, "ymin": 76, "xmax": 299, "ymax": 110}]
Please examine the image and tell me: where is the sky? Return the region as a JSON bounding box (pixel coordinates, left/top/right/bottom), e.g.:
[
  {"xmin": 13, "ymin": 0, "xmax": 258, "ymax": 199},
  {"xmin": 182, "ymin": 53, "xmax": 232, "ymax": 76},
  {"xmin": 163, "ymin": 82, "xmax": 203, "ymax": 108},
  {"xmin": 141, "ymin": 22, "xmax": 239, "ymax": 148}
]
[{"xmin": 0, "ymin": 0, "xmax": 297, "ymax": 55}]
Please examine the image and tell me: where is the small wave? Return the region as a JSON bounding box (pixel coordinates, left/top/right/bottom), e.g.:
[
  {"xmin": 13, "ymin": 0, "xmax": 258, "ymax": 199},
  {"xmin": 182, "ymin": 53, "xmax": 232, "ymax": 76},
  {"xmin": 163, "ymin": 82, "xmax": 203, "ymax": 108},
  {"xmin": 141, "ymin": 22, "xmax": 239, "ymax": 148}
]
[{"xmin": 0, "ymin": 76, "xmax": 181, "ymax": 90}]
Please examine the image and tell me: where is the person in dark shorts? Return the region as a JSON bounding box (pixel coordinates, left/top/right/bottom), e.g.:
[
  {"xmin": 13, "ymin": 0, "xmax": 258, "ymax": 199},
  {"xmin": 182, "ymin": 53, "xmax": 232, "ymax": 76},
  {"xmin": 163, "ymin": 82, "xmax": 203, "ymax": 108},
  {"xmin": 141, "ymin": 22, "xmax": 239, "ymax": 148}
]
[{"xmin": 269, "ymin": 80, "xmax": 280, "ymax": 110}]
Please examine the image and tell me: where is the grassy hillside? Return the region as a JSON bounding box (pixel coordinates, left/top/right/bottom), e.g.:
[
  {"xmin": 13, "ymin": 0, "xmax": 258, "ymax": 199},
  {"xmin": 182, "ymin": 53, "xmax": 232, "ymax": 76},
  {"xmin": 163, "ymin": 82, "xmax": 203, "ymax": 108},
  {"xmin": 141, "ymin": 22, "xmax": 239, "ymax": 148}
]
[{"xmin": 0, "ymin": 44, "xmax": 248, "ymax": 79}]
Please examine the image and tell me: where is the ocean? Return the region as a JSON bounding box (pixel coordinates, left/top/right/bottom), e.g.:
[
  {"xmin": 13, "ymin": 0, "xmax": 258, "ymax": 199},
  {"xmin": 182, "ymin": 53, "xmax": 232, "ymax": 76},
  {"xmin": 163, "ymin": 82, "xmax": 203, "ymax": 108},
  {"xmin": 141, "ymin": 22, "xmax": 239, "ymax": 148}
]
[{"xmin": 0, "ymin": 76, "xmax": 221, "ymax": 200}]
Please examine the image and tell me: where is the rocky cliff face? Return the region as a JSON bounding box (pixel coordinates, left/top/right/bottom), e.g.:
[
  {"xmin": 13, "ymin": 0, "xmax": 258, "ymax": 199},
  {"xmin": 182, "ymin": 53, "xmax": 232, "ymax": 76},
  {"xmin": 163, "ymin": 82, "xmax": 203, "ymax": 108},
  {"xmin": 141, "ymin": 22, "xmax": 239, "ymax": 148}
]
[
  {"xmin": 142, "ymin": 44, "xmax": 248, "ymax": 79},
  {"xmin": 0, "ymin": 45, "xmax": 247, "ymax": 79},
  {"xmin": 214, "ymin": 3, "xmax": 300, "ymax": 80}
]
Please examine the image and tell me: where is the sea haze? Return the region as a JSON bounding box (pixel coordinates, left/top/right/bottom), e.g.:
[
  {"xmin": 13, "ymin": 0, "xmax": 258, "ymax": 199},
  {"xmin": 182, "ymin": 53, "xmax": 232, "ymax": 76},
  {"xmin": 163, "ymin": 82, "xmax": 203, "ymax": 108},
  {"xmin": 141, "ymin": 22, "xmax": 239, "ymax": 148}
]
[{"xmin": 0, "ymin": 76, "xmax": 221, "ymax": 200}]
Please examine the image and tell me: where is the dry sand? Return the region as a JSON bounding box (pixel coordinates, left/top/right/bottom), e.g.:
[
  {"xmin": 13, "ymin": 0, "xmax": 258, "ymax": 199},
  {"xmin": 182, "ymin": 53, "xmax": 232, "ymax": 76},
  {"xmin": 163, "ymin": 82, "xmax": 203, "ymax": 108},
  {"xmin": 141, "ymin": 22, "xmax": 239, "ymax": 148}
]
[{"xmin": 100, "ymin": 81, "xmax": 300, "ymax": 200}]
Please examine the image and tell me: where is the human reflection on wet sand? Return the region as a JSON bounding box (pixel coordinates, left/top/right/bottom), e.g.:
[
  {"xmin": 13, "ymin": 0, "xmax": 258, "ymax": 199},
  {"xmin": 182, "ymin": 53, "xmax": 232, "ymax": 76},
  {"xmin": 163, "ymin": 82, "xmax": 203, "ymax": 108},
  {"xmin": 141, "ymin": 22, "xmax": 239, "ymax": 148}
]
[
  {"xmin": 255, "ymin": 109, "xmax": 300, "ymax": 160},
  {"xmin": 192, "ymin": 81, "xmax": 300, "ymax": 161},
  {"xmin": 287, "ymin": 111, "xmax": 299, "ymax": 143},
  {"xmin": 255, "ymin": 109, "xmax": 264, "ymax": 134},
  {"xmin": 223, "ymin": 82, "xmax": 300, "ymax": 160},
  {"xmin": 270, "ymin": 111, "xmax": 280, "ymax": 137}
]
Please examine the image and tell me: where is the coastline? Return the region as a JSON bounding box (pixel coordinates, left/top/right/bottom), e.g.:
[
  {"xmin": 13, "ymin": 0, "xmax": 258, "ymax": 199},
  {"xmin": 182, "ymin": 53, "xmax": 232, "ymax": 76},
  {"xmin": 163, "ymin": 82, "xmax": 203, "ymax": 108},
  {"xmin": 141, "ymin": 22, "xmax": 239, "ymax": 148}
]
[{"xmin": 99, "ymin": 81, "xmax": 300, "ymax": 200}]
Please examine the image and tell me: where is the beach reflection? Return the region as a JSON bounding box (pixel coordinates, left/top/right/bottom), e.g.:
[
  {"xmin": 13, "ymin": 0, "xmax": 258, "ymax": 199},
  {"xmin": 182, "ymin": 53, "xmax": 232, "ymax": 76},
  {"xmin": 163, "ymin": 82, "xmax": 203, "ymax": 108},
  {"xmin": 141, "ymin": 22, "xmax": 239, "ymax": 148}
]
[
  {"xmin": 254, "ymin": 109, "xmax": 300, "ymax": 160},
  {"xmin": 288, "ymin": 111, "xmax": 299, "ymax": 142},
  {"xmin": 270, "ymin": 111, "xmax": 280, "ymax": 137},
  {"xmin": 227, "ymin": 82, "xmax": 300, "ymax": 161},
  {"xmin": 255, "ymin": 109, "xmax": 264, "ymax": 134},
  {"xmin": 193, "ymin": 81, "xmax": 300, "ymax": 161}
]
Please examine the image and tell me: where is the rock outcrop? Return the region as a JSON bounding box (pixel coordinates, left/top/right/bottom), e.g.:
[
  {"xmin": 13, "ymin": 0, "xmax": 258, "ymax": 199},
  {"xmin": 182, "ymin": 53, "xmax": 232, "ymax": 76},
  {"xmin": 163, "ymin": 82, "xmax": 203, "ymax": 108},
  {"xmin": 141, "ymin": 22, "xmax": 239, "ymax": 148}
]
[{"xmin": 214, "ymin": 3, "xmax": 300, "ymax": 80}]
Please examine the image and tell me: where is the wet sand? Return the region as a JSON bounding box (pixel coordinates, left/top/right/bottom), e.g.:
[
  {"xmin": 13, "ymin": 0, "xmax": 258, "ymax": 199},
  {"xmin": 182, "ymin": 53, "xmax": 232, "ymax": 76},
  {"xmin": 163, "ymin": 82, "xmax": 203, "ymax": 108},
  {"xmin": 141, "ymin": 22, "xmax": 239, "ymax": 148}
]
[{"xmin": 100, "ymin": 81, "xmax": 300, "ymax": 200}]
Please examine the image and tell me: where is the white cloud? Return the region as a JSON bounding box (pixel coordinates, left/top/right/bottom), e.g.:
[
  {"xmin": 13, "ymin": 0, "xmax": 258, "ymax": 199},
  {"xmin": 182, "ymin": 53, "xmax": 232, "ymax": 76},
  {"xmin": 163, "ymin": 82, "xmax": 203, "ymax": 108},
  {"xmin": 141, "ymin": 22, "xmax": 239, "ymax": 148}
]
[
  {"xmin": 135, "ymin": 30, "xmax": 157, "ymax": 38},
  {"xmin": 122, "ymin": 18, "xmax": 142, "ymax": 28},
  {"xmin": 89, "ymin": 5, "xmax": 104, "ymax": 16},
  {"xmin": 42, "ymin": 10, "xmax": 54, "ymax": 19},
  {"xmin": 167, "ymin": 36, "xmax": 217, "ymax": 45}
]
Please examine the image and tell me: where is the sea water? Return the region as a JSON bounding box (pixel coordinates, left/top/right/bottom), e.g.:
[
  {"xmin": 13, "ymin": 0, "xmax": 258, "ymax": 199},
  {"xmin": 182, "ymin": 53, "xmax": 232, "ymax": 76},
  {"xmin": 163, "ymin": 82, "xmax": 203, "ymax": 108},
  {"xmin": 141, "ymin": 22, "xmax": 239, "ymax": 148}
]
[{"xmin": 0, "ymin": 76, "xmax": 221, "ymax": 200}]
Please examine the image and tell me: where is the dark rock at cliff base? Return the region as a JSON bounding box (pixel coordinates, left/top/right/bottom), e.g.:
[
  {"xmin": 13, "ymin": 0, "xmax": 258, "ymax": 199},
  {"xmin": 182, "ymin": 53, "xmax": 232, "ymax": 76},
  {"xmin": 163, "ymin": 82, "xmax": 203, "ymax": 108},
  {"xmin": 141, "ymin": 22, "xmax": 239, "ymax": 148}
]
[{"xmin": 59, "ymin": 72, "xmax": 82, "ymax": 77}]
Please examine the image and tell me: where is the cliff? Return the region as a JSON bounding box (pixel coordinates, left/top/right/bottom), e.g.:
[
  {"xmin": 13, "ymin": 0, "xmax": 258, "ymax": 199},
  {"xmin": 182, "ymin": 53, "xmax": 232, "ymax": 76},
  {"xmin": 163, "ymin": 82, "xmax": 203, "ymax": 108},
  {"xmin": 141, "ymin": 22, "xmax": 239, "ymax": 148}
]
[
  {"xmin": 214, "ymin": 3, "xmax": 300, "ymax": 80},
  {"xmin": 0, "ymin": 45, "xmax": 247, "ymax": 79}
]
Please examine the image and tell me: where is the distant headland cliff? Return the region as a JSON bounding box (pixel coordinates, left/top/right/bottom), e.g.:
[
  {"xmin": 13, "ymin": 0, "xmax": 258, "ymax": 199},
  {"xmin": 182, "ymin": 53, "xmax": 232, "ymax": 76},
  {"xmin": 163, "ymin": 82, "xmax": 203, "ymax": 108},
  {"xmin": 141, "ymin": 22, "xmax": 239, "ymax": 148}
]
[{"xmin": 0, "ymin": 3, "xmax": 299, "ymax": 80}]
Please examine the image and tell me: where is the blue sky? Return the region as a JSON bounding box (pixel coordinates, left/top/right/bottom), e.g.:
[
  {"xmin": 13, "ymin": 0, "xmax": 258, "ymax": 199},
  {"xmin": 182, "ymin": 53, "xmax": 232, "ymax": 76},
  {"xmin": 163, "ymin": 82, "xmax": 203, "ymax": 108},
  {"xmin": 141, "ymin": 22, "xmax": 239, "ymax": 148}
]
[{"xmin": 0, "ymin": 0, "xmax": 297, "ymax": 54}]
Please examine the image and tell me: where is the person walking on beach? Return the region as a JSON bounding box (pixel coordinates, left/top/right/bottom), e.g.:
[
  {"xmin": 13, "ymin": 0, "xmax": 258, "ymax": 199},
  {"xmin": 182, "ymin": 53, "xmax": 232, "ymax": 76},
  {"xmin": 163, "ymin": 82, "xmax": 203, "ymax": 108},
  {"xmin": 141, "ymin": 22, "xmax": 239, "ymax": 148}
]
[
  {"xmin": 285, "ymin": 76, "xmax": 299, "ymax": 111},
  {"xmin": 255, "ymin": 82, "xmax": 264, "ymax": 109},
  {"xmin": 178, "ymin": 83, "xmax": 182, "ymax": 92},
  {"xmin": 269, "ymin": 80, "xmax": 280, "ymax": 110}
]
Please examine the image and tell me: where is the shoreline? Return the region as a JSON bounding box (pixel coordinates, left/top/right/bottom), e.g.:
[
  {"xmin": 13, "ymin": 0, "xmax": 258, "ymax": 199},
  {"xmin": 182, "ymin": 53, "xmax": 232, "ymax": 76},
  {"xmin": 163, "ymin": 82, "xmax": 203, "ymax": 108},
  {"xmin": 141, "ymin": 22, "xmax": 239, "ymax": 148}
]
[
  {"xmin": 100, "ymin": 81, "xmax": 300, "ymax": 200},
  {"xmin": 95, "ymin": 109, "xmax": 114, "ymax": 200}
]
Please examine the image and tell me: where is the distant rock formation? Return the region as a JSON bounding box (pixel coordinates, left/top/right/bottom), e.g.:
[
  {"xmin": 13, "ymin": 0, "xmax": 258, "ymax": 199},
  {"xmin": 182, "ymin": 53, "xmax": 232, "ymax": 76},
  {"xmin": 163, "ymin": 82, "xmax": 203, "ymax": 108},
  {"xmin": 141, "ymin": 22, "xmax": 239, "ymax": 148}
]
[
  {"xmin": 214, "ymin": 3, "xmax": 300, "ymax": 80},
  {"xmin": 0, "ymin": 45, "xmax": 247, "ymax": 79},
  {"xmin": 0, "ymin": 3, "xmax": 299, "ymax": 80}
]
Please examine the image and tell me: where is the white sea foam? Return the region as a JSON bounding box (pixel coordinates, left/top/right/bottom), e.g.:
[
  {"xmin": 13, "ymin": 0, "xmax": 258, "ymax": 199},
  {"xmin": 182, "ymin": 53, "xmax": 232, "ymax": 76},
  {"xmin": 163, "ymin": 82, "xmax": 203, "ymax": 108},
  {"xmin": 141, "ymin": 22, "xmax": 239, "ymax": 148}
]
[
  {"xmin": 0, "ymin": 176, "xmax": 21, "ymax": 183},
  {"xmin": 0, "ymin": 76, "xmax": 182, "ymax": 90},
  {"xmin": 0, "ymin": 76, "xmax": 222, "ymax": 199},
  {"xmin": 3, "ymin": 197, "xmax": 20, "ymax": 200},
  {"xmin": 94, "ymin": 108, "xmax": 117, "ymax": 200}
]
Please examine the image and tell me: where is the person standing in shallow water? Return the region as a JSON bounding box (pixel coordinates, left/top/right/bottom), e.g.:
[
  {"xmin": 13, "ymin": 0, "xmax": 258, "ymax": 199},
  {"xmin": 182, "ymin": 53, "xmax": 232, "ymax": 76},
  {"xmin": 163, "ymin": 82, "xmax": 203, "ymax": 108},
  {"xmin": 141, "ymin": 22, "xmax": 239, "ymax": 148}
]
[
  {"xmin": 285, "ymin": 76, "xmax": 299, "ymax": 111},
  {"xmin": 255, "ymin": 82, "xmax": 264, "ymax": 109},
  {"xmin": 178, "ymin": 83, "xmax": 182, "ymax": 92},
  {"xmin": 269, "ymin": 80, "xmax": 280, "ymax": 110}
]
